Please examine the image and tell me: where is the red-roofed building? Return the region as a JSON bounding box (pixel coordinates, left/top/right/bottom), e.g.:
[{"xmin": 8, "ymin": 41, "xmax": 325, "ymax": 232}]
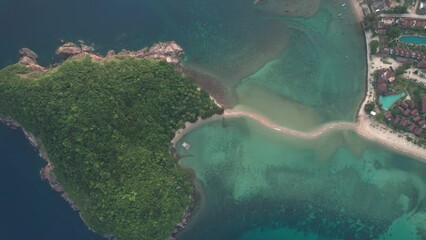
[
  {"xmin": 413, "ymin": 116, "xmax": 421, "ymax": 122},
  {"xmin": 414, "ymin": 128, "xmax": 423, "ymax": 135},
  {"xmin": 385, "ymin": 112, "xmax": 392, "ymax": 119},
  {"xmin": 422, "ymin": 96, "xmax": 426, "ymax": 113},
  {"xmin": 418, "ymin": 60, "xmax": 426, "ymax": 69},
  {"xmin": 409, "ymin": 124, "xmax": 417, "ymax": 132},
  {"xmin": 397, "ymin": 18, "xmax": 426, "ymax": 29},
  {"xmin": 400, "ymin": 102, "xmax": 409, "ymax": 109},
  {"xmin": 376, "ymin": 69, "xmax": 395, "ymax": 95},
  {"xmin": 394, "ymin": 117, "xmax": 401, "ymax": 124},
  {"xmin": 378, "ymin": 83, "xmax": 388, "ymax": 95},
  {"xmin": 403, "ymin": 109, "xmax": 411, "ymax": 116},
  {"xmin": 401, "ymin": 119, "xmax": 410, "ymax": 126}
]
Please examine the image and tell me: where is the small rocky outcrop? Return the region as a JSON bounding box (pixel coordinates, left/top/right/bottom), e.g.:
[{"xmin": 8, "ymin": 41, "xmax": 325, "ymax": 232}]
[
  {"xmin": 106, "ymin": 50, "xmax": 116, "ymax": 58},
  {"xmin": 81, "ymin": 43, "xmax": 95, "ymax": 53},
  {"xmin": 118, "ymin": 41, "xmax": 184, "ymax": 63},
  {"xmin": 145, "ymin": 41, "xmax": 185, "ymax": 63},
  {"xmin": 168, "ymin": 209, "xmax": 192, "ymax": 240},
  {"xmin": 18, "ymin": 48, "xmax": 45, "ymax": 72},
  {"xmin": 55, "ymin": 41, "xmax": 95, "ymax": 59},
  {"xmin": 55, "ymin": 42, "xmax": 83, "ymax": 58},
  {"xmin": 19, "ymin": 48, "xmax": 38, "ymax": 61}
]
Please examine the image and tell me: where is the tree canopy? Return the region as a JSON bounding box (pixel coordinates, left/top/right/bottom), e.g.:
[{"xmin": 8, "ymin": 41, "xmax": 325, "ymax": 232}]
[
  {"xmin": 369, "ymin": 40, "xmax": 379, "ymax": 54},
  {"xmin": 0, "ymin": 57, "xmax": 223, "ymax": 240},
  {"xmin": 387, "ymin": 26, "xmax": 402, "ymax": 39}
]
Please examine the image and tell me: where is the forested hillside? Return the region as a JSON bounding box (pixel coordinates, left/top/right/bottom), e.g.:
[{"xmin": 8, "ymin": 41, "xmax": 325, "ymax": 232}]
[{"xmin": 0, "ymin": 57, "xmax": 223, "ymax": 240}]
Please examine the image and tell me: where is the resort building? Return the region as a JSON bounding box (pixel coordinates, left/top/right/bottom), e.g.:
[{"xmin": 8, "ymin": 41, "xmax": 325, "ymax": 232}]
[
  {"xmin": 378, "ymin": 17, "xmax": 395, "ymax": 29},
  {"xmin": 376, "ymin": 68, "xmax": 394, "ymax": 95},
  {"xmin": 422, "ymin": 96, "xmax": 426, "ymax": 113},
  {"xmin": 419, "ymin": 2, "xmax": 426, "ymax": 15},
  {"xmin": 369, "ymin": 0, "xmax": 388, "ymax": 13},
  {"xmin": 397, "ymin": 18, "xmax": 426, "ymax": 29},
  {"xmin": 379, "ymin": 47, "xmax": 426, "ymax": 69}
]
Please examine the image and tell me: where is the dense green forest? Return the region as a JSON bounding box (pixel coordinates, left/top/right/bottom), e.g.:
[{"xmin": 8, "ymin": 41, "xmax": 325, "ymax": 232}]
[{"xmin": 0, "ymin": 57, "xmax": 223, "ymax": 240}]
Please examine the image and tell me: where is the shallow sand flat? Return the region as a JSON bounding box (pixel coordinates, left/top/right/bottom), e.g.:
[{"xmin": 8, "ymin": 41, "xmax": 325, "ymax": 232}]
[{"xmin": 235, "ymin": 1, "xmax": 366, "ymax": 130}]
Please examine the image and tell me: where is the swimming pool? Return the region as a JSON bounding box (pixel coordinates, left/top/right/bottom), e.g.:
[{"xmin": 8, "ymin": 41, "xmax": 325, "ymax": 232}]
[
  {"xmin": 379, "ymin": 92, "xmax": 406, "ymax": 111},
  {"xmin": 399, "ymin": 35, "xmax": 426, "ymax": 45}
]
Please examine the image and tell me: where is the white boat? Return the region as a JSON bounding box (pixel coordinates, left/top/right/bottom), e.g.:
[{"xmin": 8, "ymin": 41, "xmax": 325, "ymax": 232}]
[{"xmin": 182, "ymin": 142, "xmax": 191, "ymax": 150}]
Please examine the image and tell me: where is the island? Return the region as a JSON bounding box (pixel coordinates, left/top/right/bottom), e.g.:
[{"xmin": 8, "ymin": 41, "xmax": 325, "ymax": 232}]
[{"xmin": 0, "ymin": 41, "xmax": 223, "ymax": 240}]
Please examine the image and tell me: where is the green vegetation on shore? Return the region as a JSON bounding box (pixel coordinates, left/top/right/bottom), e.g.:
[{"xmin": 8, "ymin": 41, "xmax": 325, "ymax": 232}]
[{"xmin": 0, "ymin": 57, "xmax": 223, "ymax": 240}]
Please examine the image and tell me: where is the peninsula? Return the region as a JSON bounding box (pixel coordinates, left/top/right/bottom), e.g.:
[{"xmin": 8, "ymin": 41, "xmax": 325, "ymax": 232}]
[{"xmin": 0, "ymin": 42, "xmax": 223, "ymax": 240}]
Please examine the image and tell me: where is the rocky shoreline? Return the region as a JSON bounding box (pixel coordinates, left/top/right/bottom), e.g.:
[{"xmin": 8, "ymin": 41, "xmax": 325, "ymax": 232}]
[
  {"xmin": 18, "ymin": 40, "xmax": 186, "ymax": 74},
  {"xmin": 0, "ymin": 117, "xmax": 78, "ymax": 210}
]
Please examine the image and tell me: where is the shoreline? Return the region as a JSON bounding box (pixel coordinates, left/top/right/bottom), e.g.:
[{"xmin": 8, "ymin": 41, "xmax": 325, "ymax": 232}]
[
  {"xmin": 0, "ymin": 117, "xmax": 97, "ymax": 230},
  {"xmin": 172, "ymin": 108, "xmax": 426, "ymax": 161},
  {"xmin": 171, "ymin": 110, "xmax": 357, "ymax": 145},
  {"xmin": 349, "ymin": 0, "xmax": 364, "ymax": 23}
]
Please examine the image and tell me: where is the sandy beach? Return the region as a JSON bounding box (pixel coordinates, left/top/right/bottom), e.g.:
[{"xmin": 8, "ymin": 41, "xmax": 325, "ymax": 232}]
[
  {"xmin": 172, "ymin": 109, "xmax": 356, "ymax": 142},
  {"xmin": 349, "ymin": 0, "xmax": 364, "ymax": 23},
  {"xmin": 223, "ymin": 110, "xmax": 356, "ymax": 140}
]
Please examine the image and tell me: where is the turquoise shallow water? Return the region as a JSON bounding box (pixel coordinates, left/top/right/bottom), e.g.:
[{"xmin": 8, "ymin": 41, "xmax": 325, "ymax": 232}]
[
  {"xmin": 177, "ymin": 118, "xmax": 424, "ymax": 240},
  {"xmin": 400, "ymin": 35, "xmax": 426, "ymax": 45},
  {"xmin": 235, "ymin": 0, "xmax": 366, "ymax": 130},
  {"xmin": 379, "ymin": 93, "xmax": 406, "ymax": 111}
]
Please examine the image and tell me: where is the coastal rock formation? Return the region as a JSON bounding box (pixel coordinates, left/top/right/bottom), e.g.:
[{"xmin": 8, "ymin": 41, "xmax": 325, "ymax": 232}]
[
  {"xmin": 168, "ymin": 210, "xmax": 192, "ymax": 240},
  {"xmin": 18, "ymin": 48, "xmax": 45, "ymax": 72},
  {"xmin": 19, "ymin": 48, "xmax": 38, "ymax": 61},
  {"xmin": 118, "ymin": 41, "xmax": 185, "ymax": 63},
  {"xmin": 55, "ymin": 42, "xmax": 83, "ymax": 58},
  {"xmin": 55, "ymin": 41, "xmax": 94, "ymax": 59},
  {"xmin": 145, "ymin": 41, "xmax": 185, "ymax": 63},
  {"xmin": 15, "ymin": 41, "xmax": 185, "ymax": 80},
  {"xmin": 81, "ymin": 43, "xmax": 95, "ymax": 53},
  {"xmin": 55, "ymin": 41, "xmax": 184, "ymax": 63},
  {"xmin": 106, "ymin": 50, "xmax": 116, "ymax": 58}
]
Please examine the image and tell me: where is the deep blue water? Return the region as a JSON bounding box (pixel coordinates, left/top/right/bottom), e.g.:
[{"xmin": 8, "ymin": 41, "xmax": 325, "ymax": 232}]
[{"xmin": 0, "ymin": 124, "xmax": 102, "ymax": 239}]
